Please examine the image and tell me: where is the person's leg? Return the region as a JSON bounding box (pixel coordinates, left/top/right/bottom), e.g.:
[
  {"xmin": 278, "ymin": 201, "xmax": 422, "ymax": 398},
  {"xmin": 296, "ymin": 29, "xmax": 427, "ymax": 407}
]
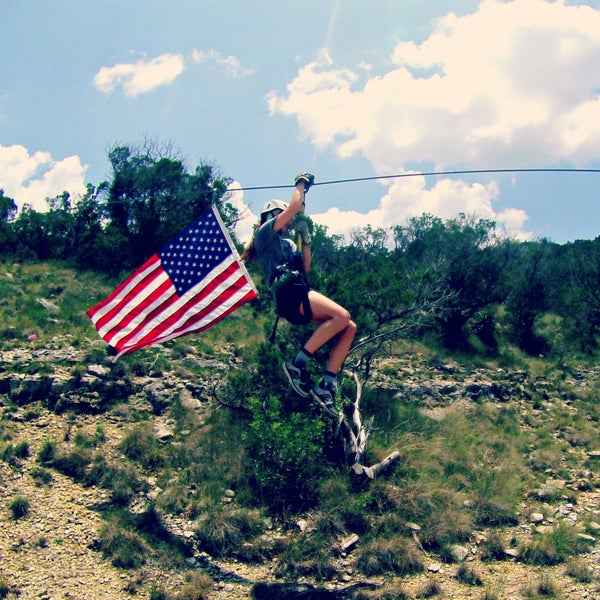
[{"xmin": 302, "ymin": 291, "xmax": 357, "ymax": 374}]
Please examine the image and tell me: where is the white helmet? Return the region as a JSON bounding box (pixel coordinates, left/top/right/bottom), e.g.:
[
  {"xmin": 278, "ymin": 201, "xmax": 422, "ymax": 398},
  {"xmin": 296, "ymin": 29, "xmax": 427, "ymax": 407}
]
[{"xmin": 260, "ymin": 199, "xmax": 288, "ymax": 224}]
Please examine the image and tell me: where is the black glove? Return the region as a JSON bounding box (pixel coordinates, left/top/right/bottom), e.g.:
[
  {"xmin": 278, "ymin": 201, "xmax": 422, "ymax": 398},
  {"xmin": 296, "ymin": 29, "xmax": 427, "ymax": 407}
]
[{"xmin": 294, "ymin": 172, "xmax": 315, "ymax": 192}]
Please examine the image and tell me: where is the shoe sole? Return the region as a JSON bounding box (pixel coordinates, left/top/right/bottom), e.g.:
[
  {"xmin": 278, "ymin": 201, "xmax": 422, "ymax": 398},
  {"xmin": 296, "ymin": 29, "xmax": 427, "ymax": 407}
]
[
  {"xmin": 309, "ymin": 389, "xmax": 339, "ymax": 418},
  {"xmin": 283, "ymin": 363, "xmax": 311, "ymax": 398}
]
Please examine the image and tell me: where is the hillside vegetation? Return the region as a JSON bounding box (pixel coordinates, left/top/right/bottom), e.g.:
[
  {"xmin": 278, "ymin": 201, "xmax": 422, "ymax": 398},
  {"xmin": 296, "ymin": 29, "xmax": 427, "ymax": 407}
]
[
  {"xmin": 1, "ymin": 260, "xmax": 599, "ymax": 600},
  {"xmin": 1, "ymin": 145, "xmax": 600, "ymax": 598}
]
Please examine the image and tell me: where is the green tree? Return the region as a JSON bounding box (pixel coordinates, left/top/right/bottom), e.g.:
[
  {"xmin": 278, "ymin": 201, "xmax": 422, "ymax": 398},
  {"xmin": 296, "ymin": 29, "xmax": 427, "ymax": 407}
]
[
  {"xmin": 0, "ymin": 189, "xmax": 18, "ymax": 254},
  {"xmin": 503, "ymin": 239, "xmax": 555, "ymax": 355},
  {"xmin": 555, "ymin": 237, "xmax": 600, "ymax": 353},
  {"xmin": 104, "ymin": 141, "xmax": 234, "ymax": 270},
  {"xmin": 394, "ymin": 214, "xmax": 502, "ymax": 350}
]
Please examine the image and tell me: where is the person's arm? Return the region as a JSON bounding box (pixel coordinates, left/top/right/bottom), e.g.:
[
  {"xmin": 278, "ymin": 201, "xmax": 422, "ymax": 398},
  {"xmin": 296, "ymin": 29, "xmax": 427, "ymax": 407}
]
[
  {"xmin": 273, "ymin": 181, "xmax": 307, "ymax": 233},
  {"xmin": 273, "ymin": 173, "xmax": 314, "ymax": 233},
  {"xmin": 301, "ymin": 235, "xmax": 311, "ymax": 274}
]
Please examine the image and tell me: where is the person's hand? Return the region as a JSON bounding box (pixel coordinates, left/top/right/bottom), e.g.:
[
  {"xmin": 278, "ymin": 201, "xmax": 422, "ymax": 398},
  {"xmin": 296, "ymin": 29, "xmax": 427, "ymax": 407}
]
[
  {"xmin": 294, "ymin": 217, "xmax": 312, "ymax": 245},
  {"xmin": 294, "ymin": 172, "xmax": 315, "ymax": 192}
]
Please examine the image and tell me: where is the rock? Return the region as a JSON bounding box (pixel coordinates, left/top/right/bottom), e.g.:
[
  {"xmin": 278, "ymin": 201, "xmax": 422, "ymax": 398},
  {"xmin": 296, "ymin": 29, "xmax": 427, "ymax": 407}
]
[
  {"xmin": 530, "ymin": 512, "xmax": 545, "ymax": 523},
  {"xmin": 179, "ymin": 388, "xmax": 203, "ymax": 410},
  {"xmin": 155, "ymin": 424, "xmax": 174, "ymax": 443},
  {"xmin": 37, "ymin": 298, "xmax": 60, "ymax": 314},
  {"xmin": 87, "ymin": 364, "xmax": 109, "ymax": 377},
  {"xmin": 449, "ymin": 544, "xmax": 469, "ymax": 562},
  {"xmin": 296, "ymin": 519, "xmax": 308, "ymax": 532},
  {"xmin": 340, "ymin": 534, "xmax": 359, "ymax": 553}
]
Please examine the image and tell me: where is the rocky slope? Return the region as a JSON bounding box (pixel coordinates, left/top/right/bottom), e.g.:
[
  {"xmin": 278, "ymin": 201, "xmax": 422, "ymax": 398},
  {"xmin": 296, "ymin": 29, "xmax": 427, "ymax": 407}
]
[{"xmin": 1, "ymin": 339, "xmax": 600, "ymax": 599}]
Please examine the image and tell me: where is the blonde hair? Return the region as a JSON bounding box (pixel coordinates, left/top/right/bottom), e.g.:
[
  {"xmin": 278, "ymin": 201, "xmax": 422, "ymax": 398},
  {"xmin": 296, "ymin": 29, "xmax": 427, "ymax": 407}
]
[
  {"xmin": 240, "ymin": 235, "xmax": 256, "ymax": 262},
  {"xmin": 240, "ymin": 221, "xmax": 261, "ymax": 262}
]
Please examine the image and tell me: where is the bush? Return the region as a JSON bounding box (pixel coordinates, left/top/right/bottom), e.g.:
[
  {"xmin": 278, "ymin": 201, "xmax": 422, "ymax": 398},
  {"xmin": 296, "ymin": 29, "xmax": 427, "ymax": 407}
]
[
  {"xmin": 0, "ymin": 577, "xmax": 10, "ymax": 600},
  {"xmin": 30, "ymin": 466, "xmax": 53, "ymax": 486},
  {"xmin": 98, "ymin": 520, "xmax": 148, "ymax": 569},
  {"xmin": 356, "ymin": 538, "xmax": 424, "ymax": 577},
  {"xmin": 119, "ymin": 423, "xmax": 164, "ymax": 470},
  {"xmin": 194, "ymin": 508, "xmax": 263, "ymax": 559},
  {"xmin": 37, "ymin": 439, "xmax": 57, "ymax": 464},
  {"xmin": 9, "ymin": 496, "xmax": 30, "ymax": 520},
  {"xmin": 520, "ymin": 523, "xmax": 585, "ymax": 566},
  {"xmin": 243, "ymin": 394, "xmax": 328, "ymax": 515}
]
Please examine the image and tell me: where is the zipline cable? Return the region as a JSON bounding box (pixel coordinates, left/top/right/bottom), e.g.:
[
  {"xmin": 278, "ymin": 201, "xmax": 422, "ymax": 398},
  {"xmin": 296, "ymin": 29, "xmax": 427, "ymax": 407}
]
[{"xmin": 227, "ymin": 167, "xmax": 600, "ymax": 192}]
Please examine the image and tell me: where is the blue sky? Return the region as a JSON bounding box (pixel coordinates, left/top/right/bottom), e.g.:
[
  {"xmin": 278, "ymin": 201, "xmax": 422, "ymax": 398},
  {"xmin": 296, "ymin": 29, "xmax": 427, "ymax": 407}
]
[{"xmin": 1, "ymin": 0, "xmax": 599, "ymax": 245}]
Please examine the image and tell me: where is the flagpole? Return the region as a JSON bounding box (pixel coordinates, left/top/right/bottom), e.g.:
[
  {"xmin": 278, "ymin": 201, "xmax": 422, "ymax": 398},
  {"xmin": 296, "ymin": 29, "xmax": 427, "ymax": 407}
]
[{"xmin": 211, "ymin": 205, "xmax": 258, "ymax": 297}]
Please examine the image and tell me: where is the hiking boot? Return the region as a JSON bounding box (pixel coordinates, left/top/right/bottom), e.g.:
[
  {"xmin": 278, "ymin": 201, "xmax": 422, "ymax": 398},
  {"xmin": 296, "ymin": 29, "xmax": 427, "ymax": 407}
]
[
  {"xmin": 283, "ymin": 360, "xmax": 311, "ymax": 398},
  {"xmin": 311, "ymin": 382, "xmax": 339, "ymax": 418}
]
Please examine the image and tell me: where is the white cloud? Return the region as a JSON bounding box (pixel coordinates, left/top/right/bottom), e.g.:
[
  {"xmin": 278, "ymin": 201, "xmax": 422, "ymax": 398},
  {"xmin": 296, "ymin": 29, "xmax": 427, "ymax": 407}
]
[
  {"xmin": 312, "ymin": 175, "xmax": 501, "ymax": 240},
  {"xmin": 268, "ymin": 0, "xmax": 600, "ymax": 241},
  {"xmin": 0, "ymin": 144, "xmax": 87, "ymax": 212},
  {"xmin": 94, "ymin": 53, "xmax": 184, "ymax": 97},
  {"xmin": 227, "ymin": 183, "xmax": 258, "ymax": 244},
  {"xmin": 192, "ymin": 49, "xmax": 254, "ymax": 77}
]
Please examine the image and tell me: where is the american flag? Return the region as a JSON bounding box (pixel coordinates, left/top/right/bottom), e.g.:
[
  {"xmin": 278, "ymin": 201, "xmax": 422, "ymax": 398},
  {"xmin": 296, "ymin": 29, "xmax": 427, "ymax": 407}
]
[{"xmin": 87, "ymin": 206, "xmax": 258, "ymax": 357}]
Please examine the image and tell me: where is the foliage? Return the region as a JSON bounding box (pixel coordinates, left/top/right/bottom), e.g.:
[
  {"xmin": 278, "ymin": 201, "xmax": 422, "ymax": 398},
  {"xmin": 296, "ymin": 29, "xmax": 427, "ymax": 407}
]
[
  {"xmin": 2, "ymin": 140, "xmax": 600, "ymax": 357},
  {"xmin": 9, "ymin": 496, "xmax": 30, "ymax": 520},
  {"xmin": 243, "ymin": 393, "xmax": 329, "ymax": 515},
  {"xmin": 0, "ymin": 142, "xmax": 234, "ymax": 275},
  {"xmin": 520, "ymin": 523, "xmax": 592, "ymax": 566},
  {"xmin": 356, "ymin": 537, "xmax": 424, "ymax": 576},
  {"xmin": 97, "ymin": 519, "xmax": 149, "ymax": 568}
]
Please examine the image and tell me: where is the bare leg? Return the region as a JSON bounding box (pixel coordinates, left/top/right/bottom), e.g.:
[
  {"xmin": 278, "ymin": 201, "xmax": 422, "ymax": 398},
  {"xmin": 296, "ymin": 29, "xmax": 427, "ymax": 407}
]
[{"xmin": 301, "ymin": 291, "xmax": 357, "ymax": 373}]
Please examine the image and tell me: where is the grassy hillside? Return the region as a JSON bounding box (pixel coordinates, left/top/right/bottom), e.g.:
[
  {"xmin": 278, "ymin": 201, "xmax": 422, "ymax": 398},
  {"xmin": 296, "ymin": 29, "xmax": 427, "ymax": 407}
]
[{"xmin": 1, "ymin": 260, "xmax": 599, "ymax": 599}]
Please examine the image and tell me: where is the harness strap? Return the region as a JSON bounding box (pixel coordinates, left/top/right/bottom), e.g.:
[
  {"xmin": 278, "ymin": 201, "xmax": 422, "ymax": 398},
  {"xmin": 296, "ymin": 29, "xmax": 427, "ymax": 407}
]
[{"xmin": 268, "ymin": 315, "xmax": 280, "ymax": 343}]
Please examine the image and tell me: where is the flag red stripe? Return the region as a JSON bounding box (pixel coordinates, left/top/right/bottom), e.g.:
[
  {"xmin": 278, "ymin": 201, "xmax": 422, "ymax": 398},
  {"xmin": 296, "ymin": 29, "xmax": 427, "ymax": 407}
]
[
  {"xmin": 88, "ymin": 255, "xmax": 168, "ymax": 334},
  {"xmin": 87, "ymin": 206, "xmax": 259, "ymax": 355},
  {"xmin": 117, "ymin": 276, "xmax": 257, "ymax": 355},
  {"xmin": 87, "ymin": 254, "xmax": 162, "ymax": 323},
  {"xmin": 100, "ymin": 277, "xmax": 175, "ymax": 345},
  {"xmin": 146, "ymin": 273, "xmax": 254, "ymax": 344},
  {"xmin": 113, "ymin": 260, "xmax": 242, "ymax": 353}
]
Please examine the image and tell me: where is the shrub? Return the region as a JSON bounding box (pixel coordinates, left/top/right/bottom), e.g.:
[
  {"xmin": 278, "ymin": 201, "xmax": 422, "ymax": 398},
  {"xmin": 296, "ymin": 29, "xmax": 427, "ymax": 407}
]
[
  {"xmin": 98, "ymin": 520, "xmax": 148, "ymax": 569},
  {"xmin": 356, "ymin": 538, "xmax": 424, "ymax": 577},
  {"xmin": 456, "ymin": 563, "xmax": 483, "ymax": 586},
  {"xmin": 273, "ymin": 537, "xmax": 337, "ymax": 582},
  {"xmin": 119, "ymin": 423, "xmax": 164, "ymax": 470},
  {"xmin": 52, "ymin": 447, "xmax": 92, "ymax": 481},
  {"xmin": 30, "ymin": 466, "xmax": 53, "ymax": 486},
  {"xmin": 0, "ymin": 577, "xmax": 10, "ymax": 600},
  {"xmin": 14, "ymin": 441, "xmax": 30, "ymax": 459},
  {"xmin": 170, "ymin": 572, "xmax": 213, "ymax": 600},
  {"xmin": 243, "ymin": 394, "xmax": 328, "ymax": 515},
  {"xmin": 9, "ymin": 496, "xmax": 30, "ymax": 520},
  {"xmin": 37, "ymin": 439, "xmax": 57, "ymax": 464},
  {"xmin": 85, "ymin": 454, "xmax": 143, "ymax": 505},
  {"xmin": 414, "ymin": 579, "xmax": 443, "ymax": 598},
  {"xmin": 479, "ymin": 531, "xmax": 506, "ymax": 561},
  {"xmin": 520, "ymin": 523, "xmax": 585, "ymax": 566},
  {"xmin": 194, "ymin": 508, "xmax": 263, "ymax": 559},
  {"xmin": 565, "ymin": 558, "xmax": 594, "ymax": 584},
  {"xmin": 521, "ymin": 574, "xmax": 562, "ymax": 598}
]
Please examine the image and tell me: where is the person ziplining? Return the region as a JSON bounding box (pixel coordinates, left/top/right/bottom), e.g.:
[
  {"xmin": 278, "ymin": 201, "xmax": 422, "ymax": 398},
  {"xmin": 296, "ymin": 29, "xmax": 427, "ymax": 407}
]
[{"xmin": 242, "ymin": 173, "xmax": 357, "ymax": 417}]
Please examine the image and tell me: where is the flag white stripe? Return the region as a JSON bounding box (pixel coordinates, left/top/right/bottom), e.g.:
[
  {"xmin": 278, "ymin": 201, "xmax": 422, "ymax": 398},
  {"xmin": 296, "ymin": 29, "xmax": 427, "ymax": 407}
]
[
  {"xmin": 89, "ymin": 257, "xmax": 162, "ymax": 325},
  {"xmin": 114, "ymin": 255, "xmax": 239, "ymax": 350},
  {"xmin": 105, "ymin": 284, "xmax": 176, "ymax": 347},
  {"xmin": 95, "ymin": 269, "xmax": 171, "ymax": 339},
  {"xmin": 119, "ymin": 279, "xmax": 254, "ymax": 354}
]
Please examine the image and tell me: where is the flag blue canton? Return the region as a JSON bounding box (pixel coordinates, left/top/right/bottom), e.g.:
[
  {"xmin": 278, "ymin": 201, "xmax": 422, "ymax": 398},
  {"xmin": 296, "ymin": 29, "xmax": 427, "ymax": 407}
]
[{"xmin": 159, "ymin": 211, "xmax": 232, "ymax": 296}]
